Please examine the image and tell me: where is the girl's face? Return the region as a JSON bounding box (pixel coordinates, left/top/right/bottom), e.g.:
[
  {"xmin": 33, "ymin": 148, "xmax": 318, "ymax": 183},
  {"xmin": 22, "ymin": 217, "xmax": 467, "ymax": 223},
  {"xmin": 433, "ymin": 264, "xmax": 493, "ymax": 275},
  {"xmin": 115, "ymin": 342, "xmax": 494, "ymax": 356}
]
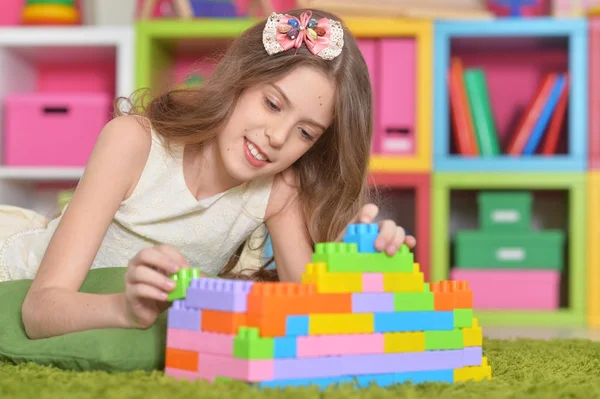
[{"xmin": 217, "ymin": 66, "xmax": 335, "ymax": 183}]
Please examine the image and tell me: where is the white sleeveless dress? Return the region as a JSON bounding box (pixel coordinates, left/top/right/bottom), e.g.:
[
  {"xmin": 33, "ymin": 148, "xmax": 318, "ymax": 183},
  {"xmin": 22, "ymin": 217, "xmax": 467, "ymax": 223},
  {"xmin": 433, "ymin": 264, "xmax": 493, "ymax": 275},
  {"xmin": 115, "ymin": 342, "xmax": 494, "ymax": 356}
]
[{"xmin": 0, "ymin": 129, "xmax": 274, "ymax": 282}]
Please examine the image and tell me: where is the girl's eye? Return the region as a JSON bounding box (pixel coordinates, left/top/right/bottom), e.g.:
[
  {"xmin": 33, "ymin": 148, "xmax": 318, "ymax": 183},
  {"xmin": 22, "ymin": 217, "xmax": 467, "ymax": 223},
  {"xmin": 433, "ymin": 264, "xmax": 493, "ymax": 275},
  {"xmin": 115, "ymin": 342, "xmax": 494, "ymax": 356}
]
[
  {"xmin": 264, "ymin": 97, "xmax": 280, "ymax": 111},
  {"xmin": 299, "ymin": 128, "xmax": 315, "ymax": 142}
]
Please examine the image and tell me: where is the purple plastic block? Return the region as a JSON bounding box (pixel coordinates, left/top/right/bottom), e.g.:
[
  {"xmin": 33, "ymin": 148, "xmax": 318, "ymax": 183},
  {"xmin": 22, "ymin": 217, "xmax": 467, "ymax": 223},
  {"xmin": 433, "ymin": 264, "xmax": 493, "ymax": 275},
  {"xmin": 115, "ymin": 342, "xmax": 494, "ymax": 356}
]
[
  {"xmin": 462, "ymin": 346, "xmax": 483, "ymax": 366},
  {"xmin": 273, "ymin": 356, "xmax": 344, "ymax": 380},
  {"xmin": 352, "ymin": 293, "xmax": 394, "ymax": 313},
  {"xmin": 185, "ymin": 277, "xmax": 253, "ymax": 312},
  {"xmin": 272, "ymin": 350, "xmax": 466, "ymax": 380},
  {"xmin": 168, "ymin": 300, "xmax": 201, "ymax": 330}
]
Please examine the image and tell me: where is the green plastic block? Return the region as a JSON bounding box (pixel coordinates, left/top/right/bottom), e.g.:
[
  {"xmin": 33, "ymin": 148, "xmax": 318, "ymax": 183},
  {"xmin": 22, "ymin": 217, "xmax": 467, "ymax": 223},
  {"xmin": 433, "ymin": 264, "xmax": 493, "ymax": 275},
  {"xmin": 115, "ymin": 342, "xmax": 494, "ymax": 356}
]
[
  {"xmin": 425, "ymin": 330, "xmax": 464, "ymax": 350},
  {"xmin": 233, "ymin": 327, "xmax": 275, "ymax": 359},
  {"xmin": 312, "ymin": 243, "xmax": 414, "ymax": 273},
  {"xmin": 27, "ymin": 0, "xmax": 75, "ymax": 5},
  {"xmin": 454, "ymin": 309, "xmax": 473, "ymax": 328},
  {"xmin": 454, "ymin": 230, "xmax": 565, "ymax": 270},
  {"xmin": 167, "ymin": 268, "xmax": 205, "ymax": 301},
  {"xmin": 394, "ymin": 291, "xmax": 435, "ymax": 311}
]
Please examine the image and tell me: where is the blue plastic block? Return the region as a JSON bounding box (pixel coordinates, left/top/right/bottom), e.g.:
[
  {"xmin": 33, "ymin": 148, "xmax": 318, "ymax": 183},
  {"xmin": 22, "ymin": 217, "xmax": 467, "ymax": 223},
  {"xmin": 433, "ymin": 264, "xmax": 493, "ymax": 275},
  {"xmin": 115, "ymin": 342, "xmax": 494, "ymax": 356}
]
[
  {"xmin": 343, "ymin": 223, "xmax": 379, "ymax": 253},
  {"xmin": 257, "ymin": 375, "xmax": 355, "ymax": 390},
  {"xmin": 373, "ymin": 311, "xmax": 454, "ymax": 332},
  {"xmin": 394, "ymin": 369, "xmax": 454, "ymax": 384},
  {"xmin": 355, "ymin": 373, "xmax": 395, "ymax": 388},
  {"xmin": 285, "ymin": 315, "xmax": 309, "ymax": 336},
  {"xmin": 190, "ymin": 0, "xmax": 237, "ymax": 17},
  {"xmin": 274, "ymin": 337, "xmax": 297, "ymax": 358}
]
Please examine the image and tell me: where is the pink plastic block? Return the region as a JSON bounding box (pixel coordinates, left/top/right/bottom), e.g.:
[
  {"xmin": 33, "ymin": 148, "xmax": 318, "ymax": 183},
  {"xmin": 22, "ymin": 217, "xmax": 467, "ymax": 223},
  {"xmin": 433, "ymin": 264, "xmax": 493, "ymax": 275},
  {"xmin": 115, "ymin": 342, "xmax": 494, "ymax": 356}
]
[
  {"xmin": 361, "ymin": 273, "xmax": 384, "ymax": 293},
  {"xmin": 166, "ymin": 328, "xmax": 234, "ymax": 356},
  {"xmin": 0, "ymin": 0, "xmax": 23, "ymax": 25},
  {"xmin": 352, "ymin": 293, "xmax": 393, "ymax": 313},
  {"xmin": 377, "ymin": 39, "xmax": 416, "ymax": 155},
  {"xmin": 450, "ymin": 269, "xmax": 560, "ymax": 309},
  {"xmin": 356, "ymin": 39, "xmax": 380, "ymax": 153},
  {"xmin": 297, "ymin": 334, "xmax": 384, "ymax": 358},
  {"xmin": 185, "ymin": 278, "xmax": 254, "ymax": 312},
  {"xmin": 3, "ymin": 93, "xmax": 112, "ymax": 167},
  {"xmin": 197, "ymin": 353, "xmax": 274, "ymax": 382}
]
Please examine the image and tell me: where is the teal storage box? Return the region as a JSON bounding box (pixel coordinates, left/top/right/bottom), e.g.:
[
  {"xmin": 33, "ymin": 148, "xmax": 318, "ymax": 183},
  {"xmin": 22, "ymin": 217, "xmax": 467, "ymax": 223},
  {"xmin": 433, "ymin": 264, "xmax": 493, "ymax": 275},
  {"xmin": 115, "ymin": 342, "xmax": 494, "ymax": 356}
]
[
  {"xmin": 478, "ymin": 191, "xmax": 532, "ymax": 231},
  {"xmin": 454, "ymin": 230, "xmax": 564, "ymax": 270}
]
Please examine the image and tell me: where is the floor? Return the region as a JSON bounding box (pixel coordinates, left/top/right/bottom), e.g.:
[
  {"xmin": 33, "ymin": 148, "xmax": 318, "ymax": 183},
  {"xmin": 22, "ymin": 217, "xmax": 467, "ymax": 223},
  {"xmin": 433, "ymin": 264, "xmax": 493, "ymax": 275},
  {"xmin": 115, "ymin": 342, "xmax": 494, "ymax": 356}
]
[{"xmin": 483, "ymin": 327, "xmax": 600, "ymax": 341}]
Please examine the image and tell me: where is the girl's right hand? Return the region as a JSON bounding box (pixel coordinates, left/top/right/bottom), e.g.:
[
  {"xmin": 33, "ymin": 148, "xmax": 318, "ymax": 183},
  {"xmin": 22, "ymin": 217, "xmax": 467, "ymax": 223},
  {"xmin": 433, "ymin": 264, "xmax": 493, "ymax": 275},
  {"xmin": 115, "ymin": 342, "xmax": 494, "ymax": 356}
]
[{"xmin": 122, "ymin": 245, "xmax": 189, "ymax": 329}]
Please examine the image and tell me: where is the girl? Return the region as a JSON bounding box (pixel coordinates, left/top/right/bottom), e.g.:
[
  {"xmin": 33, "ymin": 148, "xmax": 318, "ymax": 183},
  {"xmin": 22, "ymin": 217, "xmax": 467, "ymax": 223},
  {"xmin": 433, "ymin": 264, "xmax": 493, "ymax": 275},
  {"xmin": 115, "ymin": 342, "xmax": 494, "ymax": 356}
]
[{"xmin": 0, "ymin": 8, "xmax": 416, "ymax": 340}]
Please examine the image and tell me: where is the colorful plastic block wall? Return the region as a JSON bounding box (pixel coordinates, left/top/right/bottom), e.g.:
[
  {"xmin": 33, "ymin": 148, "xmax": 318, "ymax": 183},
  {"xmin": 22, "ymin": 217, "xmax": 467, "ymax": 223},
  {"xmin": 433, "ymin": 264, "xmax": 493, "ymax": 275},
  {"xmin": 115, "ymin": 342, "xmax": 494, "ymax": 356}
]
[{"xmin": 163, "ymin": 223, "xmax": 492, "ymax": 389}]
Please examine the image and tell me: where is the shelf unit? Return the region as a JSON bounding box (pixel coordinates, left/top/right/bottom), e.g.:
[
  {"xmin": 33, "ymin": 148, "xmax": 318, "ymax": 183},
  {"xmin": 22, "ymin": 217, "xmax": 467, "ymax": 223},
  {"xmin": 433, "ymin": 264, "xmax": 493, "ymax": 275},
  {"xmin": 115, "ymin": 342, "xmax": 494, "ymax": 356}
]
[
  {"xmin": 433, "ymin": 18, "xmax": 588, "ymax": 171},
  {"xmin": 588, "ymin": 172, "xmax": 600, "ymax": 327},
  {"xmin": 431, "ymin": 172, "xmax": 586, "ymax": 326},
  {"xmin": 590, "ymin": 19, "xmax": 600, "ymax": 169},
  {"xmin": 134, "ymin": 17, "xmax": 433, "ymax": 173},
  {"xmin": 0, "ymin": 26, "xmax": 134, "ymax": 213}
]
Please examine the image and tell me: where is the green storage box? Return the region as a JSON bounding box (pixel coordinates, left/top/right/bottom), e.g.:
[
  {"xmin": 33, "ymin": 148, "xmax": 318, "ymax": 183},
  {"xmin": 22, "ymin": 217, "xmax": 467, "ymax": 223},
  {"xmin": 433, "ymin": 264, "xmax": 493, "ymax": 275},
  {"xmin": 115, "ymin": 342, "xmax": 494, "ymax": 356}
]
[
  {"xmin": 478, "ymin": 191, "xmax": 532, "ymax": 231},
  {"xmin": 454, "ymin": 230, "xmax": 565, "ymax": 270}
]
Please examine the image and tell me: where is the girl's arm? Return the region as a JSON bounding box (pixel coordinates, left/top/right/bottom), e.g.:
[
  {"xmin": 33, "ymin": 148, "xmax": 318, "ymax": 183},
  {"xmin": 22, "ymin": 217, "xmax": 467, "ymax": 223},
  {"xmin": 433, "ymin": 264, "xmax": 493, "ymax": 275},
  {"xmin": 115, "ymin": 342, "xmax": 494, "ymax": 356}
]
[
  {"xmin": 264, "ymin": 172, "xmax": 313, "ymax": 283},
  {"xmin": 21, "ymin": 115, "xmax": 154, "ymax": 339}
]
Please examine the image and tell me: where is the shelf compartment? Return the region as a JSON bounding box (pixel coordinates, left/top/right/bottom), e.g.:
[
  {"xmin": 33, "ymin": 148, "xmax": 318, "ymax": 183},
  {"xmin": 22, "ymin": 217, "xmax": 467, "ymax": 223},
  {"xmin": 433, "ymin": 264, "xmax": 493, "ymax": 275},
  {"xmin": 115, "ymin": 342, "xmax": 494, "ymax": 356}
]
[
  {"xmin": 589, "ymin": 19, "xmax": 600, "ymax": 169},
  {"xmin": 431, "ymin": 172, "xmax": 585, "ymax": 326},
  {"xmin": 588, "ymin": 172, "xmax": 600, "ymax": 327},
  {"xmin": 433, "ymin": 18, "xmax": 588, "ymax": 172},
  {"xmin": 368, "ymin": 172, "xmax": 430, "ymax": 280},
  {"xmin": 135, "ymin": 18, "xmax": 433, "ymax": 173}
]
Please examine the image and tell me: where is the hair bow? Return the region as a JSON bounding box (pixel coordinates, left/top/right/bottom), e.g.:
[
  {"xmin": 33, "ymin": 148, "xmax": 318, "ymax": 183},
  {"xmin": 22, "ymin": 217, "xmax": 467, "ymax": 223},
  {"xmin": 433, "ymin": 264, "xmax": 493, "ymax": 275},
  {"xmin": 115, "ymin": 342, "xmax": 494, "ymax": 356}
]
[{"xmin": 262, "ymin": 11, "xmax": 344, "ymax": 61}]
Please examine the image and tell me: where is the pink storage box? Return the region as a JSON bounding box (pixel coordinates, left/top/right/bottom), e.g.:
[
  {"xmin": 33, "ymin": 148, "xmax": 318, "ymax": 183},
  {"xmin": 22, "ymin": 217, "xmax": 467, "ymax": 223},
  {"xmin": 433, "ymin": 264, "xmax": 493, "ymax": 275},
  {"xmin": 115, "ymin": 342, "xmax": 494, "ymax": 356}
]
[
  {"xmin": 450, "ymin": 268, "xmax": 560, "ymax": 310},
  {"xmin": 3, "ymin": 93, "xmax": 112, "ymax": 167}
]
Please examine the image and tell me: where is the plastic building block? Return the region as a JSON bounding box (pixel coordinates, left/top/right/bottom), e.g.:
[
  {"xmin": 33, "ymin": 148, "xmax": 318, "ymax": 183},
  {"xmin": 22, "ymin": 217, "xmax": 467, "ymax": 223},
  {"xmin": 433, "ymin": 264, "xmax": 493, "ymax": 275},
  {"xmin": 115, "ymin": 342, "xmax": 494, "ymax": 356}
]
[
  {"xmin": 384, "ymin": 332, "xmax": 425, "ymax": 353},
  {"xmin": 362, "ymin": 273, "xmax": 384, "ymax": 292},
  {"xmin": 168, "ymin": 268, "xmax": 206, "ymax": 301},
  {"xmin": 352, "ymin": 293, "xmax": 395, "ymax": 313},
  {"xmin": 186, "ymin": 279, "xmax": 254, "ymax": 312},
  {"xmin": 312, "ymin": 243, "xmax": 414, "ymax": 273},
  {"xmin": 343, "ymin": 223, "xmax": 379, "ymax": 253},
  {"xmin": 163, "ymin": 223, "xmax": 491, "ymax": 389},
  {"xmin": 167, "ymin": 300, "xmax": 201, "ymax": 330},
  {"xmin": 233, "ymin": 327, "xmax": 275, "ymax": 359}
]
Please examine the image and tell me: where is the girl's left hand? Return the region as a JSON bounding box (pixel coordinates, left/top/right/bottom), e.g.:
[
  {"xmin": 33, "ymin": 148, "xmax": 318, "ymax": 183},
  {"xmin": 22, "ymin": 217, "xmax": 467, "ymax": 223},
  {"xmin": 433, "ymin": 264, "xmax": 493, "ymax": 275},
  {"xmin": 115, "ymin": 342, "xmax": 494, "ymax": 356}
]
[{"xmin": 338, "ymin": 203, "xmax": 416, "ymax": 256}]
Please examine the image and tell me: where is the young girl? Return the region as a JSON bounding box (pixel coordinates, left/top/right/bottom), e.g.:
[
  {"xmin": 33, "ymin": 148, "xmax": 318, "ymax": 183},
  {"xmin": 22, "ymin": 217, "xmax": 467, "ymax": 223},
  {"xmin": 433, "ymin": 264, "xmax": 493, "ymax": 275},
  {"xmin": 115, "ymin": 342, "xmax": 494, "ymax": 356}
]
[{"xmin": 0, "ymin": 8, "xmax": 415, "ymax": 340}]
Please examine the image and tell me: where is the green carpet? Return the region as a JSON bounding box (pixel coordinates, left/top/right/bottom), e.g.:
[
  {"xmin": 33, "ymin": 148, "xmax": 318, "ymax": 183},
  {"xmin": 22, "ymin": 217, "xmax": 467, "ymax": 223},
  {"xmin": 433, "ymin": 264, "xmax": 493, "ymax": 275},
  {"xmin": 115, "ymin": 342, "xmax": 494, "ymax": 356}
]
[{"xmin": 1, "ymin": 338, "xmax": 599, "ymax": 398}]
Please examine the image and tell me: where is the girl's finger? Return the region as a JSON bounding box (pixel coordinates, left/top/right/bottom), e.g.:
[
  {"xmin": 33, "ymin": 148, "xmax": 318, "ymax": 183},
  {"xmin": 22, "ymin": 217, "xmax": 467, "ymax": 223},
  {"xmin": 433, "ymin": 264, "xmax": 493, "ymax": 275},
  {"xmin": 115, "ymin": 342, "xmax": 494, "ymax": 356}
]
[
  {"xmin": 129, "ymin": 283, "xmax": 169, "ymax": 302},
  {"xmin": 375, "ymin": 219, "xmax": 397, "ymax": 251},
  {"xmin": 127, "ymin": 264, "xmax": 176, "ymax": 292},
  {"xmin": 129, "ymin": 247, "xmax": 179, "ymax": 275}
]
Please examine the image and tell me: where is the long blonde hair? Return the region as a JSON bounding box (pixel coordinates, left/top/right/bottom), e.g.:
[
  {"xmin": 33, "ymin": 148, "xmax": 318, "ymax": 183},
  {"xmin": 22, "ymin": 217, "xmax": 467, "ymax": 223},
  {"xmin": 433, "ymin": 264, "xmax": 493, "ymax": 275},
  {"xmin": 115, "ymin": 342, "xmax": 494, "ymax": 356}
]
[{"xmin": 117, "ymin": 8, "xmax": 375, "ymax": 281}]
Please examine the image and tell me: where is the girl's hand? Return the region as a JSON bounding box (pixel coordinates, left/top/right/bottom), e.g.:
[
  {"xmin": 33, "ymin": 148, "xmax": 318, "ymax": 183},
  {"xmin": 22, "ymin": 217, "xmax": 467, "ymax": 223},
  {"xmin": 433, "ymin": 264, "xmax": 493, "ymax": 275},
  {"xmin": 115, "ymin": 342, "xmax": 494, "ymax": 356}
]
[
  {"xmin": 339, "ymin": 203, "xmax": 416, "ymax": 256},
  {"xmin": 122, "ymin": 245, "xmax": 189, "ymax": 329}
]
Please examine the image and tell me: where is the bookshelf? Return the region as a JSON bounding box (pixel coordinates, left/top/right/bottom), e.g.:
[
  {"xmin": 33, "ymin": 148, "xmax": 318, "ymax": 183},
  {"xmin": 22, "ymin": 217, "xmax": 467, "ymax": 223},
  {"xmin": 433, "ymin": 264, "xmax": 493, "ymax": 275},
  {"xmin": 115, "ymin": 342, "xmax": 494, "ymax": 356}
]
[
  {"xmin": 433, "ymin": 18, "xmax": 588, "ymax": 171},
  {"xmin": 431, "ymin": 172, "xmax": 586, "ymax": 326},
  {"xmin": 134, "ymin": 17, "xmax": 433, "ymax": 173},
  {"xmin": 590, "ymin": 18, "xmax": 600, "ymax": 169}
]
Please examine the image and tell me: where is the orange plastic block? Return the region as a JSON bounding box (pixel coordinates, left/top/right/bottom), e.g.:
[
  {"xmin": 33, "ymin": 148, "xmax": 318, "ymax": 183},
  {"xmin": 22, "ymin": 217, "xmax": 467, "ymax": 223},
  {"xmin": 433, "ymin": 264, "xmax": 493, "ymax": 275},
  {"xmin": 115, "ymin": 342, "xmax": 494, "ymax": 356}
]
[
  {"xmin": 201, "ymin": 310, "xmax": 247, "ymax": 334},
  {"xmin": 308, "ymin": 293, "xmax": 353, "ymax": 313},
  {"xmin": 165, "ymin": 348, "xmax": 198, "ymax": 371},
  {"xmin": 247, "ymin": 282, "xmax": 315, "ymax": 315},
  {"xmin": 430, "ymin": 280, "xmax": 473, "ymax": 310},
  {"xmin": 247, "ymin": 312, "xmax": 287, "ymax": 337}
]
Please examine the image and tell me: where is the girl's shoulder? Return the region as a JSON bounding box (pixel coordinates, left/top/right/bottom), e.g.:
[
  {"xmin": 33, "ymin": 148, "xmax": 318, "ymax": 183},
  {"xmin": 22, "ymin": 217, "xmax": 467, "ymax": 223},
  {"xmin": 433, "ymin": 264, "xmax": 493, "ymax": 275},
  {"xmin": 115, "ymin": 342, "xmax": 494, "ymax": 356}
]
[{"xmin": 264, "ymin": 169, "xmax": 300, "ymax": 220}]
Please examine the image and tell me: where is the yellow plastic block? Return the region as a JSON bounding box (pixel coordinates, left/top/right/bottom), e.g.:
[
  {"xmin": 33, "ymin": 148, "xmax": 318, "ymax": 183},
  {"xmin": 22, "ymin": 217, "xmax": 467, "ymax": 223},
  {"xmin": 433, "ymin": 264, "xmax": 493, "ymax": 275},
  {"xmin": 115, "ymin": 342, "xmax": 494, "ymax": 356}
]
[
  {"xmin": 309, "ymin": 314, "xmax": 374, "ymax": 335},
  {"xmin": 454, "ymin": 357, "xmax": 492, "ymax": 382},
  {"xmin": 384, "ymin": 332, "xmax": 425, "ymax": 353},
  {"xmin": 301, "ymin": 262, "xmax": 363, "ymax": 293},
  {"xmin": 462, "ymin": 318, "xmax": 483, "ymax": 347},
  {"xmin": 383, "ymin": 264, "xmax": 424, "ymax": 292}
]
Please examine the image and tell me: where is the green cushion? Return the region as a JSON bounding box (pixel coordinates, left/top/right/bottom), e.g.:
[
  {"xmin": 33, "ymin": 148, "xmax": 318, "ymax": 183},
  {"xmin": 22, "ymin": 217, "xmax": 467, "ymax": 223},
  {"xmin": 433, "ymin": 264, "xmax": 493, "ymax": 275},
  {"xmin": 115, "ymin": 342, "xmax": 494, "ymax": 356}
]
[{"xmin": 0, "ymin": 267, "xmax": 167, "ymax": 373}]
